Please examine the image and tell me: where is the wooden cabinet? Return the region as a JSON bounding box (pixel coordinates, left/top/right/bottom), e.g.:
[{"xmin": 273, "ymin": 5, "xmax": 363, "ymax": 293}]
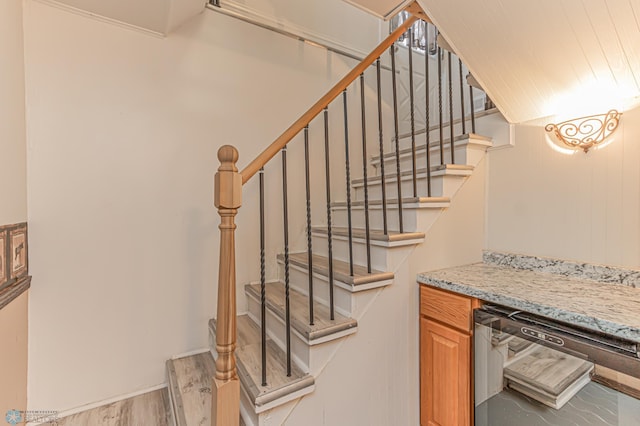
[{"xmin": 420, "ymin": 286, "xmax": 479, "ymax": 426}]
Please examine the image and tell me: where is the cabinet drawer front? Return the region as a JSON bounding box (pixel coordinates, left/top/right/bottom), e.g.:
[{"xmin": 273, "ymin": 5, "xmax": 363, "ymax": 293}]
[{"xmin": 420, "ymin": 286, "xmax": 474, "ymax": 332}]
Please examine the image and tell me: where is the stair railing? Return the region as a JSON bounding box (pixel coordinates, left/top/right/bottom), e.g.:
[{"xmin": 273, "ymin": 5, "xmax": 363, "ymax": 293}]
[{"xmin": 211, "ymin": 2, "xmax": 488, "ymax": 423}]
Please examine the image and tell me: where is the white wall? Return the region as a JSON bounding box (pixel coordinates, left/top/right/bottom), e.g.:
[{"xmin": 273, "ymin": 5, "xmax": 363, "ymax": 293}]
[
  {"xmin": 0, "ymin": 0, "xmax": 28, "ymax": 418},
  {"xmin": 23, "ymin": 0, "xmax": 380, "ymax": 411},
  {"xmin": 486, "ymin": 106, "xmax": 640, "ymax": 268},
  {"xmin": 220, "ymin": 0, "xmax": 383, "ymax": 57},
  {"xmin": 0, "ymin": 0, "xmax": 27, "ymax": 225}
]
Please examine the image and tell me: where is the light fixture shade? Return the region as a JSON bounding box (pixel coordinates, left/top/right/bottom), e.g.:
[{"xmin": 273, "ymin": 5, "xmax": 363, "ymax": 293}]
[{"xmin": 545, "ymin": 110, "xmax": 622, "ymax": 153}]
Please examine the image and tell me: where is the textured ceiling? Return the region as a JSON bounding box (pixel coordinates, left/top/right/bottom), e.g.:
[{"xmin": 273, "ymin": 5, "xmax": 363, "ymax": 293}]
[{"xmin": 418, "ymin": 0, "xmax": 640, "ymax": 123}]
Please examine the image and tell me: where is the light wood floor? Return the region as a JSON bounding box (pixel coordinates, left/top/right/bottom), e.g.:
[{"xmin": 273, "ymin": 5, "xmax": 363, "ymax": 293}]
[{"xmin": 47, "ymin": 388, "xmax": 172, "ymax": 426}]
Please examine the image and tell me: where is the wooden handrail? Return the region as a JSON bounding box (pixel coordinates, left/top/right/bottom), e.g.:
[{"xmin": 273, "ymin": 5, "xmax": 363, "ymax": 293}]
[{"xmin": 240, "ymin": 10, "xmax": 427, "ymax": 184}]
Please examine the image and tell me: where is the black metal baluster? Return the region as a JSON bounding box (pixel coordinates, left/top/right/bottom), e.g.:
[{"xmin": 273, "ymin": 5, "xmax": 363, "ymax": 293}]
[
  {"xmin": 448, "ymin": 51, "xmax": 455, "ymax": 164},
  {"xmin": 259, "ymin": 167, "xmax": 267, "ymax": 386},
  {"xmin": 390, "ymin": 44, "xmax": 404, "ymax": 233},
  {"xmin": 281, "ymin": 148, "xmax": 291, "ymax": 377},
  {"xmin": 459, "ymin": 58, "xmax": 466, "ymax": 135},
  {"xmin": 424, "ymin": 24, "xmax": 432, "ymax": 197},
  {"xmin": 323, "ymin": 107, "xmax": 335, "ymax": 321},
  {"xmin": 304, "ymin": 127, "xmax": 314, "ymax": 326},
  {"xmin": 469, "ymin": 86, "xmax": 476, "ymax": 134},
  {"xmin": 360, "ymin": 73, "xmax": 372, "ymax": 274},
  {"xmin": 408, "ymin": 27, "xmax": 417, "ymax": 198},
  {"xmin": 437, "ymin": 43, "xmax": 444, "ymax": 166},
  {"xmin": 342, "ymin": 91, "xmax": 354, "ymax": 277},
  {"xmin": 376, "ymin": 59, "xmax": 388, "ymax": 235}
]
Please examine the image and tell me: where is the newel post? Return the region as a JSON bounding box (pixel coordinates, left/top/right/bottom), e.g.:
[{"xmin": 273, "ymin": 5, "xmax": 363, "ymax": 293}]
[{"xmin": 212, "ymin": 145, "xmax": 241, "ymax": 426}]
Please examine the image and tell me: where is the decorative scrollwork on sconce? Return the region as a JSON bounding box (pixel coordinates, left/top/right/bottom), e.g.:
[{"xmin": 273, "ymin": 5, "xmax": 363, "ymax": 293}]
[{"xmin": 545, "ymin": 110, "xmax": 622, "ymax": 153}]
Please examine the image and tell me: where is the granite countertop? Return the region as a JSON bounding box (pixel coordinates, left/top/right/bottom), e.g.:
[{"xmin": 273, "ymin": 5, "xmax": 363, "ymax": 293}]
[{"xmin": 417, "ymin": 252, "xmax": 640, "ymax": 343}]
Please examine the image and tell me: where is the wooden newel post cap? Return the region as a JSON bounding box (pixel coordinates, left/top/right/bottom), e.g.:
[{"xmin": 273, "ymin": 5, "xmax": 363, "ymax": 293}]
[
  {"xmin": 217, "ymin": 145, "xmax": 239, "ymax": 172},
  {"xmin": 214, "ymin": 145, "xmax": 242, "ymax": 209}
]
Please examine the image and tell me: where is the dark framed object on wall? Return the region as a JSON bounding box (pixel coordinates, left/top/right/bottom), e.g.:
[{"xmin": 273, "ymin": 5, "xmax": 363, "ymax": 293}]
[
  {"xmin": 10, "ymin": 224, "xmax": 28, "ymax": 280},
  {"xmin": 0, "ymin": 228, "xmax": 7, "ymax": 288},
  {"xmin": 0, "ymin": 222, "xmax": 29, "ymax": 290}
]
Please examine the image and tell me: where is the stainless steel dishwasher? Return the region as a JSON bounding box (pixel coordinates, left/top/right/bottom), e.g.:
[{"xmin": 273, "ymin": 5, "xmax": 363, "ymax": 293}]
[{"xmin": 474, "ymin": 305, "xmax": 640, "ymax": 425}]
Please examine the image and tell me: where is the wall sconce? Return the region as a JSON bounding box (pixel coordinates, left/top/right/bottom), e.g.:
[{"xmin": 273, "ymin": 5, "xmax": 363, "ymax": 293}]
[{"xmin": 545, "ymin": 110, "xmax": 622, "ymax": 153}]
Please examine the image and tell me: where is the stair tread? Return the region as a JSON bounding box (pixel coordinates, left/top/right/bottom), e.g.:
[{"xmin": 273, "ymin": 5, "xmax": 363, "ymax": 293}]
[
  {"xmin": 167, "ymin": 352, "xmax": 216, "ymax": 426},
  {"xmin": 311, "ymin": 226, "xmax": 425, "ymax": 244},
  {"xmin": 372, "ymin": 133, "xmax": 492, "ymax": 163},
  {"xmin": 332, "ymin": 196, "xmax": 450, "ymax": 208},
  {"xmin": 278, "ymin": 252, "xmax": 394, "ymax": 286},
  {"xmin": 210, "ymin": 315, "xmax": 314, "ymax": 408},
  {"xmin": 351, "ymin": 164, "xmax": 473, "ymax": 186},
  {"xmin": 246, "ymin": 281, "xmax": 357, "ymax": 341}
]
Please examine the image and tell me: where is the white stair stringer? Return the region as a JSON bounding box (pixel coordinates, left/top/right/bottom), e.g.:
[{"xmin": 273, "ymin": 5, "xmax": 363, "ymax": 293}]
[
  {"xmin": 265, "ymin": 238, "xmax": 420, "ymax": 426},
  {"xmin": 231, "ymin": 220, "xmax": 426, "ymax": 425}
]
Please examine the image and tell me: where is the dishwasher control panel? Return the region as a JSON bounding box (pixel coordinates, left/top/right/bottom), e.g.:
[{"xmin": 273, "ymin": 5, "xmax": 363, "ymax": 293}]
[{"xmin": 521, "ymin": 327, "xmax": 565, "ymax": 346}]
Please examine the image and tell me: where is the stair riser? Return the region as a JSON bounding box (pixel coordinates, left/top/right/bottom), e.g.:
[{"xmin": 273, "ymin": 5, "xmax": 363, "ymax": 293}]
[
  {"xmin": 352, "ymin": 174, "xmax": 467, "ymax": 202},
  {"xmin": 312, "ymin": 233, "xmax": 423, "ymax": 275},
  {"xmin": 310, "ymin": 234, "xmax": 395, "ymax": 272},
  {"xmin": 245, "ymin": 290, "xmax": 356, "ymax": 373},
  {"xmin": 245, "ymin": 292, "xmax": 312, "ymax": 369},
  {"xmin": 395, "ymin": 121, "xmax": 479, "ymax": 151},
  {"xmin": 373, "ymin": 142, "xmax": 467, "ymax": 170},
  {"xmin": 372, "ymin": 141, "xmax": 487, "ymax": 173},
  {"xmin": 279, "ymin": 265, "xmax": 356, "ymax": 317},
  {"xmin": 332, "ymin": 206, "xmax": 419, "ymax": 233}
]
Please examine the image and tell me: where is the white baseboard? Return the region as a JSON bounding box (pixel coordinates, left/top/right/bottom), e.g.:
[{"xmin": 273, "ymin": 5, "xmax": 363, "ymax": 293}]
[{"xmin": 170, "ymin": 347, "xmax": 211, "ymax": 360}]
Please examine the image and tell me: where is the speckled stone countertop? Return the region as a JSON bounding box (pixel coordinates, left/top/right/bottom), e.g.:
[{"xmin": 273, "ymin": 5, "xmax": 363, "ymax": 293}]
[{"xmin": 417, "ymin": 252, "xmax": 640, "ymax": 343}]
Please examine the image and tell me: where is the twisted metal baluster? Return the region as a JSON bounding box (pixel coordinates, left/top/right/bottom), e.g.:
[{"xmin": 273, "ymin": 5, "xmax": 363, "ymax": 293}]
[
  {"xmin": 448, "ymin": 51, "xmax": 455, "ymax": 164},
  {"xmin": 281, "ymin": 148, "xmax": 291, "ymax": 377},
  {"xmin": 304, "ymin": 127, "xmax": 314, "ymax": 325},
  {"xmin": 342, "ymin": 91, "xmax": 354, "ymax": 277},
  {"xmin": 376, "ymin": 59, "xmax": 388, "ymax": 234},
  {"xmin": 390, "ymin": 44, "xmax": 404, "ymax": 233},
  {"xmin": 259, "ymin": 167, "xmax": 267, "ymax": 386},
  {"xmin": 424, "ymin": 24, "xmax": 432, "ymax": 197},
  {"xmin": 458, "ymin": 58, "xmax": 466, "ymax": 135},
  {"xmin": 408, "ymin": 27, "xmax": 417, "ymax": 198},
  {"xmin": 323, "ymin": 107, "xmax": 335, "ymax": 320},
  {"xmin": 470, "ymin": 86, "xmax": 476, "ymax": 134},
  {"xmin": 437, "ymin": 43, "xmax": 444, "ymax": 165},
  {"xmin": 360, "ymin": 73, "xmax": 372, "ymax": 273}
]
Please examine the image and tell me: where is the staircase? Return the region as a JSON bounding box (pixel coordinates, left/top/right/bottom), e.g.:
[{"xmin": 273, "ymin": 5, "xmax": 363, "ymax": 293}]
[{"xmin": 164, "ymin": 3, "xmax": 502, "ymax": 425}]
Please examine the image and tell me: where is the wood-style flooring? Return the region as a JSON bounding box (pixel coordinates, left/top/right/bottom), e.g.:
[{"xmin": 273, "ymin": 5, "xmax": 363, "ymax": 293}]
[
  {"xmin": 168, "ymin": 352, "xmax": 215, "ymax": 426},
  {"xmin": 48, "ymin": 388, "xmax": 172, "ymax": 425}
]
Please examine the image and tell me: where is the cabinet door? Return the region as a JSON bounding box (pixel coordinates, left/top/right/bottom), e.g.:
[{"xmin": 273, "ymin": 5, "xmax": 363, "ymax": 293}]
[{"xmin": 421, "ymin": 317, "xmax": 471, "ymax": 426}]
